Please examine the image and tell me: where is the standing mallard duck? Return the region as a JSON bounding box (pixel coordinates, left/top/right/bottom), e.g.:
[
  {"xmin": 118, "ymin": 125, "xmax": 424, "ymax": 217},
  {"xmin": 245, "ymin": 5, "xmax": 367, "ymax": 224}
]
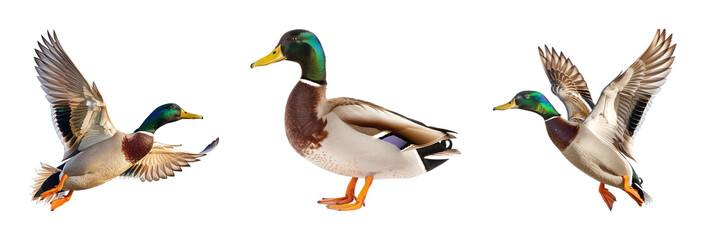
[
  {"xmin": 251, "ymin": 29, "xmax": 459, "ymax": 211},
  {"xmin": 494, "ymin": 29, "xmax": 675, "ymax": 210},
  {"xmin": 32, "ymin": 32, "xmax": 219, "ymax": 211}
]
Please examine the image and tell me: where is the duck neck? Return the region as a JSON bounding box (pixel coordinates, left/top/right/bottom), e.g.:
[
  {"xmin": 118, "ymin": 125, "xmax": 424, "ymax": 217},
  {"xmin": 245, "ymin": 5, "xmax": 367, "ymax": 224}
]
[
  {"xmin": 299, "ymin": 45, "xmax": 326, "ymax": 85},
  {"xmin": 533, "ymin": 101, "xmax": 560, "ymax": 120},
  {"xmin": 135, "ymin": 116, "xmax": 169, "ymax": 134}
]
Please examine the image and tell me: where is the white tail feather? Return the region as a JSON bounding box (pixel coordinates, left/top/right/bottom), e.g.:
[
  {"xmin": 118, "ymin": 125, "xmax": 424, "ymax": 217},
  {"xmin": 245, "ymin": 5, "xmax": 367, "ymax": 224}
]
[
  {"xmin": 643, "ymin": 191, "xmax": 653, "ymax": 205},
  {"xmin": 426, "ymin": 149, "xmax": 461, "ymax": 158},
  {"xmin": 31, "ymin": 162, "xmax": 61, "ymax": 204}
]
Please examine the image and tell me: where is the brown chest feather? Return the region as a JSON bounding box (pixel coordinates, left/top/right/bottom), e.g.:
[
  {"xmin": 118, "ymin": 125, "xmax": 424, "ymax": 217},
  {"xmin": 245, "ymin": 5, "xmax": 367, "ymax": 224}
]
[
  {"xmin": 122, "ymin": 133, "xmax": 154, "ymax": 163},
  {"xmin": 545, "ymin": 117, "xmax": 579, "ymax": 151},
  {"xmin": 285, "ymin": 81, "xmax": 328, "ymax": 155}
]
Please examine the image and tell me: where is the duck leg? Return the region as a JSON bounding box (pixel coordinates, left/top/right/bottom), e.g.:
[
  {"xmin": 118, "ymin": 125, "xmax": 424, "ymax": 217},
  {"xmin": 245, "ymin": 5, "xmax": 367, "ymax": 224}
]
[
  {"xmin": 50, "ymin": 190, "xmax": 73, "ymax": 211},
  {"xmin": 318, "ymin": 177, "xmax": 358, "ymax": 205},
  {"xmin": 598, "ymin": 183, "xmax": 616, "ymax": 211},
  {"xmin": 622, "ymin": 175, "xmax": 644, "ymax": 206},
  {"xmin": 327, "ymin": 176, "xmax": 373, "ymax": 211},
  {"xmin": 40, "ymin": 173, "xmax": 69, "ymax": 200}
]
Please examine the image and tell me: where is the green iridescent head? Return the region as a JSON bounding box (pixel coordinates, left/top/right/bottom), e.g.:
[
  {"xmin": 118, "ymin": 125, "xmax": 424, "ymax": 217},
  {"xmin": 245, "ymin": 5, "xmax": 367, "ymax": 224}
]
[
  {"xmin": 493, "ymin": 91, "xmax": 560, "ymax": 120},
  {"xmin": 251, "ymin": 29, "xmax": 327, "ymax": 84},
  {"xmin": 134, "ymin": 103, "xmax": 203, "ymax": 133}
]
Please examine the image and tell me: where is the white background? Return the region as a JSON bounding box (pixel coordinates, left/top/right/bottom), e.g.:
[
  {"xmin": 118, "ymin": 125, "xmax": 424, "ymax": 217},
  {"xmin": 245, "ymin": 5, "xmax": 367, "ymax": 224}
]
[{"xmin": 1, "ymin": 0, "xmax": 701, "ymax": 239}]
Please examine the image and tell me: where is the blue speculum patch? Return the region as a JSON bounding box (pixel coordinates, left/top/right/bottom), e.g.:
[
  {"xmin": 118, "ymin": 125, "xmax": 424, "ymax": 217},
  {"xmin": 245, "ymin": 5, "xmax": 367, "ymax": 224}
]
[{"xmin": 381, "ymin": 134, "xmax": 411, "ymax": 150}]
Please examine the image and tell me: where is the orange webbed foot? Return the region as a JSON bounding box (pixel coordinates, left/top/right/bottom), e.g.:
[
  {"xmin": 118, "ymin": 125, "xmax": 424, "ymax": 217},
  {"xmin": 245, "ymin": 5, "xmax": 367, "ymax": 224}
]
[
  {"xmin": 40, "ymin": 188, "xmax": 60, "ymax": 200},
  {"xmin": 40, "ymin": 174, "xmax": 69, "ymax": 200},
  {"xmin": 50, "ymin": 190, "xmax": 73, "ymax": 211},
  {"xmin": 318, "ymin": 195, "xmax": 356, "ymax": 205},
  {"xmin": 318, "ymin": 177, "xmax": 358, "ymax": 205},
  {"xmin": 325, "ymin": 176, "xmax": 373, "ymax": 212},
  {"xmin": 622, "ymin": 176, "xmax": 644, "ymax": 206},
  {"xmin": 327, "ymin": 201, "xmax": 365, "ymax": 211},
  {"xmin": 598, "ymin": 183, "xmax": 616, "ymax": 211}
]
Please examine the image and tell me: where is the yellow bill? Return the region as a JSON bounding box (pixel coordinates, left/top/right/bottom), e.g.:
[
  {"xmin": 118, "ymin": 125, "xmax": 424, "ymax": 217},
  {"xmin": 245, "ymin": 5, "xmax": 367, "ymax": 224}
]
[
  {"xmin": 493, "ymin": 99, "xmax": 518, "ymax": 111},
  {"xmin": 251, "ymin": 45, "xmax": 286, "ymax": 68},
  {"xmin": 180, "ymin": 109, "xmax": 203, "ymax": 119}
]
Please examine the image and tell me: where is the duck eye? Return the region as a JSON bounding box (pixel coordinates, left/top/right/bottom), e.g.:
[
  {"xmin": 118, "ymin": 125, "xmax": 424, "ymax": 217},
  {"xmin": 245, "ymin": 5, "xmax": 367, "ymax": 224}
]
[{"xmin": 292, "ymin": 37, "xmax": 299, "ymax": 41}]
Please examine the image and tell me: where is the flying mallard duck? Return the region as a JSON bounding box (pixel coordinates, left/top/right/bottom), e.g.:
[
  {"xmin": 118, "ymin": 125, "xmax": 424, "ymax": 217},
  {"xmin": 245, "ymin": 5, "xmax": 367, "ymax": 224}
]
[
  {"xmin": 251, "ymin": 29, "xmax": 459, "ymax": 211},
  {"xmin": 494, "ymin": 29, "xmax": 675, "ymax": 210},
  {"xmin": 32, "ymin": 32, "xmax": 219, "ymax": 211}
]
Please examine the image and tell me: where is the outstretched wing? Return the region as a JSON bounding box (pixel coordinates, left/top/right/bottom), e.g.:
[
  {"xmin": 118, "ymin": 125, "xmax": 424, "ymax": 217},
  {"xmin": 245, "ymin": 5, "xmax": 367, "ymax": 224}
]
[
  {"xmin": 121, "ymin": 138, "xmax": 219, "ymax": 182},
  {"xmin": 35, "ymin": 31, "xmax": 117, "ymax": 160},
  {"xmin": 539, "ymin": 46, "xmax": 595, "ymax": 122},
  {"xmin": 328, "ymin": 97, "xmax": 456, "ymax": 150},
  {"xmin": 585, "ymin": 29, "xmax": 675, "ymax": 160}
]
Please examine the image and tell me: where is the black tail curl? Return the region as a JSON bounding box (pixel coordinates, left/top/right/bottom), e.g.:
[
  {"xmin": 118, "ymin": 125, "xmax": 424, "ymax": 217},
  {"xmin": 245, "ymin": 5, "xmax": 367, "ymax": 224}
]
[{"xmin": 417, "ymin": 139, "xmax": 454, "ymax": 172}]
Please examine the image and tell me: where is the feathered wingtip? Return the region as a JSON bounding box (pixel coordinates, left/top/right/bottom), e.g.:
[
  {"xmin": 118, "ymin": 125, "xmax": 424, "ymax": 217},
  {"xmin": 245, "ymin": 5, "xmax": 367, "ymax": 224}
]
[
  {"xmin": 200, "ymin": 137, "xmax": 220, "ymax": 154},
  {"xmin": 31, "ymin": 162, "xmax": 61, "ymax": 204}
]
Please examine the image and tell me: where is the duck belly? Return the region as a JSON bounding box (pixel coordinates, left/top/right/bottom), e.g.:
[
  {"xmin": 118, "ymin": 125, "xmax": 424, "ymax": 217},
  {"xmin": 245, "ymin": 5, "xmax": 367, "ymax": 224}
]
[
  {"xmin": 302, "ymin": 116, "xmax": 426, "ymax": 179},
  {"xmin": 560, "ymin": 128, "xmax": 631, "ymax": 188},
  {"xmin": 61, "ymin": 136, "xmax": 132, "ymax": 191}
]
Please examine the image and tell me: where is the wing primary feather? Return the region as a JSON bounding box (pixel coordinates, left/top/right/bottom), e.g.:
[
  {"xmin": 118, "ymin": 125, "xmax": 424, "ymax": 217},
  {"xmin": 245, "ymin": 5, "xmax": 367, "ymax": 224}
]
[
  {"xmin": 539, "ymin": 45, "xmax": 594, "ymax": 122},
  {"xmin": 585, "ymin": 29, "xmax": 676, "ymax": 161},
  {"xmin": 200, "ymin": 138, "xmax": 220, "ymax": 154},
  {"xmin": 121, "ymin": 139, "xmax": 218, "ymax": 181},
  {"xmin": 35, "ymin": 31, "xmax": 116, "ymax": 160}
]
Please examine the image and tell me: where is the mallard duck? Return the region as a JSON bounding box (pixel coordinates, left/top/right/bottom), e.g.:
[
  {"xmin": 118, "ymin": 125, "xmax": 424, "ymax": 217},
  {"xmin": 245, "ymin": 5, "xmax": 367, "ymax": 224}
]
[
  {"xmin": 31, "ymin": 32, "xmax": 219, "ymax": 211},
  {"xmin": 494, "ymin": 29, "xmax": 675, "ymax": 210},
  {"xmin": 250, "ymin": 29, "xmax": 460, "ymax": 211}
]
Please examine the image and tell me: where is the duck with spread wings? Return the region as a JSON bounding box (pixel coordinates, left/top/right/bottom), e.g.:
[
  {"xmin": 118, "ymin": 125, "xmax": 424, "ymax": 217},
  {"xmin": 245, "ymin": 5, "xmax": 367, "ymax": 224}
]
[
  {"xmin": 32, "ymin": 32, "xmax": 219, "ymax": 211},
  {"xmin": 494, "ymin": 30, "xmax": 675, "ymax": 210}
]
